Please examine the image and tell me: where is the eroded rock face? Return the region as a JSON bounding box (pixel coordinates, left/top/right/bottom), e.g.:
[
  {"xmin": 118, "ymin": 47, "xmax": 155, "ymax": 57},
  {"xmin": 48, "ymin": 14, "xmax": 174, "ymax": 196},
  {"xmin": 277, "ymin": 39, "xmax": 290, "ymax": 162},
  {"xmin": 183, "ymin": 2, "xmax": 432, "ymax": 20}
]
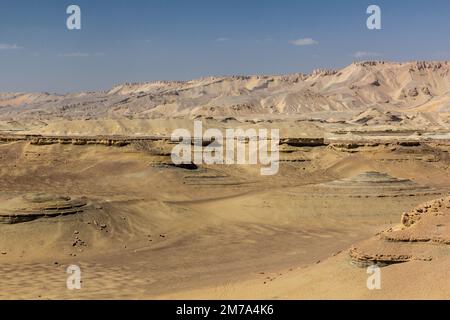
[
  {"xmin": 399, "ymin": 199, "xmax": 447, "ymax": 227},
  {"xmin": 328, "ymin": 171, "xmax": 413, "ymax": 186},
  {"xmin": 319, "ymin": 171, "xmax": 440, "ymax": 197},
  {"xmin": 0, "ymin": 193, "xmax": 87, "ymax": 224},
  {"xmin": 392, "ymin": 197, "xmax": 450, "ymax": 244},
  {"xmin": 349, "ymin": 196, "xmax": 450, "ymax": 267}
]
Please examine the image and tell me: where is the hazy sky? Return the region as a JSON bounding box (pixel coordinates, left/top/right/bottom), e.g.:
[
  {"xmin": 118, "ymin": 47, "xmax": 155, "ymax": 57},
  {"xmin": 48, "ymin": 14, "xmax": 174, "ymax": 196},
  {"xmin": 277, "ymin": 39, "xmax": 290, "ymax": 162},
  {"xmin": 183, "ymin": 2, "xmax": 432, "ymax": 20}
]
[{"xmin": 0, "ymin": 0, "xmax": 449, "ymax": 92}]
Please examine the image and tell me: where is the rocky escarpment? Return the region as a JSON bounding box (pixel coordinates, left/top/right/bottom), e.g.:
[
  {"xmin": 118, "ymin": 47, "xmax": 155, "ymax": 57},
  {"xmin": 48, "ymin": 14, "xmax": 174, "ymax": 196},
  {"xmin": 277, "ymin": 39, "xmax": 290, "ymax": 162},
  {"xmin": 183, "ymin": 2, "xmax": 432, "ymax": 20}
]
[
  {"xmin": 318, "ymin": 171, "xmax": 442, "ymax": 197},
  {"xmin": 349, "ymin": 196, "xmax": 450, "ymax": 267},
  {"xmin": 0, "ymin": 193, "xmax": 88, "ymax": 224},
  {"xmin": 1, "ymin": 132, "xmax": 448, "ymax": 149},
  {"xmin": 0, "ymin": 134, "xmax": 166, "ymax": 147}
]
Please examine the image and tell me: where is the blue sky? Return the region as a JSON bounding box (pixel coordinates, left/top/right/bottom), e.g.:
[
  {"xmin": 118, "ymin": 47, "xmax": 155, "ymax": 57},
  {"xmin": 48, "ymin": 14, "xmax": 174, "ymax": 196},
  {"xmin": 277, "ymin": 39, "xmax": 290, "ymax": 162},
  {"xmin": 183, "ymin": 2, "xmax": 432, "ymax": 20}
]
[{"xmin": 0, "ymin": 0, "xmax": 449, "ymax": 93}]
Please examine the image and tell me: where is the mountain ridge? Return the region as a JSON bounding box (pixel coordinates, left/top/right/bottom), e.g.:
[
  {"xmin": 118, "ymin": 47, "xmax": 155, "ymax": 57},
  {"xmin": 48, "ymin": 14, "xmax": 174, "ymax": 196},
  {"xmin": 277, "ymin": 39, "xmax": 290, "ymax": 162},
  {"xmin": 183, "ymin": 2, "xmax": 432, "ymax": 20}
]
[{"xmin": 1, "ymin": 61, "xmax": 449, "ymax": 122}]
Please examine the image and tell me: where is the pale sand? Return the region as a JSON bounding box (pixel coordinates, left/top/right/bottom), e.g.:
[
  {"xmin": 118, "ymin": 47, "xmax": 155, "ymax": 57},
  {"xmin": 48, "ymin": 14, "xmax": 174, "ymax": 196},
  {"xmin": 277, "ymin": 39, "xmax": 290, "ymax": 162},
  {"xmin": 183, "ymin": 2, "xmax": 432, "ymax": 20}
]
[{"xmin": 0, "ymin": 136, "xmax": 448, "ymax": 299}]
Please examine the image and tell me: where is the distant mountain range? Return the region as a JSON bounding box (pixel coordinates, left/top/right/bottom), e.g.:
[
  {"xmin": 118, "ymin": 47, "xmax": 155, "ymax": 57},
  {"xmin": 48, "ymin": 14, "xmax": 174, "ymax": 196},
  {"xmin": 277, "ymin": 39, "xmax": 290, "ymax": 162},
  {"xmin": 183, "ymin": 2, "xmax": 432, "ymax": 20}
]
[{"xmin": 1, "ymin": 61, "xmax": 449, "ymax": 122}]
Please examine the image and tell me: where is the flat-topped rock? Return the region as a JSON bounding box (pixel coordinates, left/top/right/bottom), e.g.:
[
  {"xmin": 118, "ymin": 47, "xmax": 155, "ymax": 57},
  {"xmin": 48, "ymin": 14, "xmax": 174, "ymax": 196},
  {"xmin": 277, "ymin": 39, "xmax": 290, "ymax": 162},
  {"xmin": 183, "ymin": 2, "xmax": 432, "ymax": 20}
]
[
  {"xmin": 0, "ymin": 193, "xmax": 87, "ymax": 224},
  {"xmin": 318, "ymin": 171, "xmax": 440, "ymax": 197},
  {"xmin": 327, "ymin": 171, "xmax": 414, "ymax": 186}
]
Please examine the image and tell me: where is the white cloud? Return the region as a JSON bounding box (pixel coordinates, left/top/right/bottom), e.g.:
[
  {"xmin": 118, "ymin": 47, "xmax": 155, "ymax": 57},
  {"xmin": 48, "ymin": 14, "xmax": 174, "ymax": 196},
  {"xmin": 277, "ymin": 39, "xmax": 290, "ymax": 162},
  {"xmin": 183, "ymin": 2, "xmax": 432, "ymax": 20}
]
[
  {"xmin": 289, "ymin": 38, "xmax": 318, "ymax": 46},
  {"xmin": 352, "ymin": 51, "xmax": 382, "ymax": 58},
  {"xmin": 215, "ymin": 37, "xmax": 229, "ymax": 42},
  {"xmin": 0, "ymin": 43, "xmax": 23, "ymax": 50}
]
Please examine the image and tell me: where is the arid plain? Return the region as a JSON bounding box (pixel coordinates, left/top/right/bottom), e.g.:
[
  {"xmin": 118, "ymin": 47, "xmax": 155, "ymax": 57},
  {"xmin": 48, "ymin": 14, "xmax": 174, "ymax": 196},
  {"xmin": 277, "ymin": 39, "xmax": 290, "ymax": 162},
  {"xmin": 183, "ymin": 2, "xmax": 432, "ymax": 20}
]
[{"xmin": 0, "ymin": 61, "xmax": 449, "ymax": 299}]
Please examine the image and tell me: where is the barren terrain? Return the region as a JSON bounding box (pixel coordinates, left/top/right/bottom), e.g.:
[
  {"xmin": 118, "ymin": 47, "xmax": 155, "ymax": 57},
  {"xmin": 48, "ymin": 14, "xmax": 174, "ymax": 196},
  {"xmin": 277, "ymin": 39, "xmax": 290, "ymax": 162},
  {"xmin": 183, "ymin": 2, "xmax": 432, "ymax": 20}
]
[{"xmin": 0, "ymin": 61, "xmax": 449, "ymax": 299}]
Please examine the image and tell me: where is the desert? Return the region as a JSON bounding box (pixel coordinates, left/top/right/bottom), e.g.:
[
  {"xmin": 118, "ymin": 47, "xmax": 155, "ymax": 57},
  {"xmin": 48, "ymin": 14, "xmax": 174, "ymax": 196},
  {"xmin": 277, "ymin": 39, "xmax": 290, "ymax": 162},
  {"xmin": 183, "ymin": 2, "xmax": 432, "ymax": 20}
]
[{"xmin": 0, "ymin": 61, "xmax": 449, "ymax": 299}]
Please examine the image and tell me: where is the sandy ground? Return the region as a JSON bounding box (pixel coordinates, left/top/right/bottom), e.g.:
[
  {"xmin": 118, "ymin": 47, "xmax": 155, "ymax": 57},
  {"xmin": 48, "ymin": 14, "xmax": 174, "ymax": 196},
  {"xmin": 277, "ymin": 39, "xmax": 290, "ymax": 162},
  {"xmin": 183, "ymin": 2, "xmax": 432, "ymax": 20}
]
[
  {"xmin": 0, "ymin": 129, "xmax": 448, "ymax": 299},
  {"xmin": 1, "ymin": 60, "xmax": 449, "ymax": 300}
]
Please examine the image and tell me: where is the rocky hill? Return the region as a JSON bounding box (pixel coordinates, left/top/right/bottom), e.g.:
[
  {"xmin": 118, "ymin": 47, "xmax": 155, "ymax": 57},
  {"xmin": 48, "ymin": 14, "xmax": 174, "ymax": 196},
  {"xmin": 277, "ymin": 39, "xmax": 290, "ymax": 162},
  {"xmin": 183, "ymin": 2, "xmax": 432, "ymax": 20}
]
[{"xmin": 1, "ymin": 61, "xmax": 450, "ymax": 123}]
